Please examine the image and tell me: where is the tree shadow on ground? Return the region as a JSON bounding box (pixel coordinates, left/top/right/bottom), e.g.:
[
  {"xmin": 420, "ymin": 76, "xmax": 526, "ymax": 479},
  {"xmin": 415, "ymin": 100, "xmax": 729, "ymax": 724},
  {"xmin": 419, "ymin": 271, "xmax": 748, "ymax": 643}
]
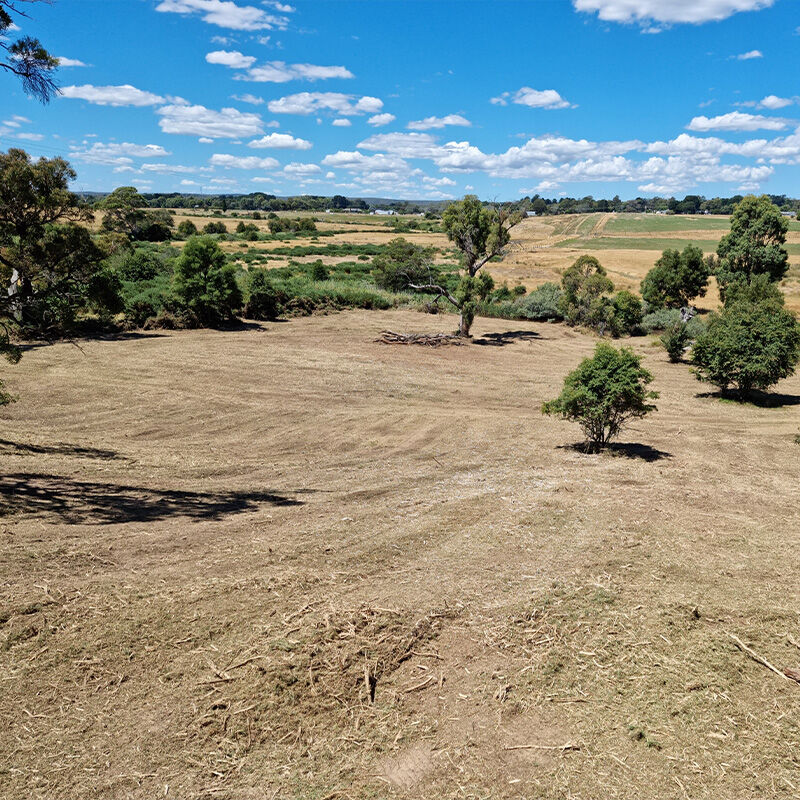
[
  {"xmin": 0, "ymin": 439, "xmax": 125, "ymax": 461},
  {"xmin": 0, "ymin": 473, "xmax": 306, "ymax": 524},
  {"xmin": 696, "ymin": 390, "xmax": 800, "ymax": 408},
  {"xmin": 473, "ymin": 330, "xmax": 543, "ymax": 347},
  {"xmin": 558, "ymin": 442, "xmax": 672, "ymax": 462},
  {"xmin": 18, "ymin": 331, "xmax": 169, "ymax": 352}
]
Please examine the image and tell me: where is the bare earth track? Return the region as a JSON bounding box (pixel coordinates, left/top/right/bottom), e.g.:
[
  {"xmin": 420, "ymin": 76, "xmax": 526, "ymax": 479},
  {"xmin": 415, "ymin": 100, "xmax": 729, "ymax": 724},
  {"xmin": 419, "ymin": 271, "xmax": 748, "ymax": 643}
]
[{"xmin": 2, "ymin": 310, "xmax": 800, "ymax": 799}]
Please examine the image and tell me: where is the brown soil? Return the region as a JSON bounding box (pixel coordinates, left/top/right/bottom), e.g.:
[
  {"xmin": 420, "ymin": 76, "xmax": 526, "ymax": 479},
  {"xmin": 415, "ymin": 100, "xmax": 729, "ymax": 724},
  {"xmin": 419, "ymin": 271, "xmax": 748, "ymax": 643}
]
[{"xmin": 2, "ymin": 310, "xmax": 800, "ymax": 798}]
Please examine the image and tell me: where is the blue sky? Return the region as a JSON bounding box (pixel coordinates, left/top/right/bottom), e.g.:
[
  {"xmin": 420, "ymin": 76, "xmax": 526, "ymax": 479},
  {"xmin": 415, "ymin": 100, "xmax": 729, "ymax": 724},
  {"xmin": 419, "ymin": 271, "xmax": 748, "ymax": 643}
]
[{"xmin": 2, "ymin": 0, "xmax": 800, "ymax": 200}]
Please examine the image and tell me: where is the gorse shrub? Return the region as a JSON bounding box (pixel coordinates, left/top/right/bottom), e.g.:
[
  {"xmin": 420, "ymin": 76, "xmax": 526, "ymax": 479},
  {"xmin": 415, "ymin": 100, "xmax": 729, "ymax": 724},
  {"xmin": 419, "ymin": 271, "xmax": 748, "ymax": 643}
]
[{"xmin": 372, "ymin": 237, "xmax": 437, "ymax": 291}]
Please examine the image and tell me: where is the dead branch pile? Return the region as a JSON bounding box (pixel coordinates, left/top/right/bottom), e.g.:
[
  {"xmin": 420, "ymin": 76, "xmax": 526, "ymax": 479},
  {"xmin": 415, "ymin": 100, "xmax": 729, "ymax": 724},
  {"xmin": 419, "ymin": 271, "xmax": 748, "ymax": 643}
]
[{"xmin": 376, "ymin": 330, "xmax": 463, "ymax": 347}]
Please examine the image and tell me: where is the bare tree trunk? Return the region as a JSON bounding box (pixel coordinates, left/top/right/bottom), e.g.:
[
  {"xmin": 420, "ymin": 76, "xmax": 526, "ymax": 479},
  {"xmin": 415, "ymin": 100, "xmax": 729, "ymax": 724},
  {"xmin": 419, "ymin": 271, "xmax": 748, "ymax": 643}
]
[{"xmin": 458, "ymin": 312, "xmax": 472, "ymax": 337}]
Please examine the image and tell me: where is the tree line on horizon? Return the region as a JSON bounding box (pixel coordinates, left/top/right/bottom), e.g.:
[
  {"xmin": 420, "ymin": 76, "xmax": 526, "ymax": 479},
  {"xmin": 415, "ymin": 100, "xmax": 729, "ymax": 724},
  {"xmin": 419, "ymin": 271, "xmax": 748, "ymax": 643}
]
[{"xmin": 70, "ymin": 190, "xmax": 800, "ymax": 218}]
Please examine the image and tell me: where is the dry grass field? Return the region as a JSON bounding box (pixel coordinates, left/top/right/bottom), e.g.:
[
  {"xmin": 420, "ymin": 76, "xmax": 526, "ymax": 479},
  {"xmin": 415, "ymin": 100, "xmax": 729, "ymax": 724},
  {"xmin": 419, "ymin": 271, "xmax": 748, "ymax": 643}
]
[
  {"xmin": 152, "ymin": 210, "xmax": 800, "ymax": 311},
  {"xmin": 2, "ymin": 310, "xmax": 800, "ymax": 799}
]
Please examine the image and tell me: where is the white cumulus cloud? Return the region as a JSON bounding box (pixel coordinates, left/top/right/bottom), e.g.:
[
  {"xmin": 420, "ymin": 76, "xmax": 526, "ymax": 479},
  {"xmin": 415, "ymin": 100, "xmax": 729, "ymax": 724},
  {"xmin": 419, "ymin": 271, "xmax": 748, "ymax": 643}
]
[
  {"xmin": 267, "ymin": 92, "xmax": 383, "ymax": 116},
  {"xmin": 60, "ymin": 84, "xmax": 165, "ymax": 106},
  {"xmin": 367, "ymin": 113, "xmax": 395, "ymax": 127},
  {"xmin": 407, "ymin": 114, "xmax": 471, "ymax": 130},
  {"xmin": 491, "ymin": 87, "xmax": 573, "ymax": 109},
  {"xmin": 210, "ymin": 153, "xmax": 280, "ymax": 169},
  {"xmin": 155, "ymin": 0, "xmax": 290, "ymax": 30},
  {"xmin": 206, "ymin": 50, "xmax": 257, "ymax": 68},
  {"xmin": 243, "ymin": 62, "xmax": 354, "ymax": 82},
  {"xmin": 573, "ymin": 0, "xmax": 774, "ymax": 25},
  {"xmin": 736, "ymin": 49, "xmax": 763, "ymax": 59},
  {"xmin": 283, "ymin": 162, "xmax": 321, "ymax": 174},
  {"xmin": 248, "ymin": 132, "xmax": 311, "ymax": 149},
  {"xmin": 57, "ymin": 57, "xmax": 88, "ymax": 67},
  {"xmin": 157, "ymin": 103, "xmax": 264, "ymax": 138},
  {"xmin": 687, "ymin": 111, "xmax": 791, "ymax": 131}
]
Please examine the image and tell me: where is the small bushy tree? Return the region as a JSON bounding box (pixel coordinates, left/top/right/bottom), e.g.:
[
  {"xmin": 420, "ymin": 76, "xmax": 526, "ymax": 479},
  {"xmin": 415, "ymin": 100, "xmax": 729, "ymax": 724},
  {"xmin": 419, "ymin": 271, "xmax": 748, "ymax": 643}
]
[
  {"xmin": 559, "ymin": 255, "xmax": 615, "ymax": 332},
  {"xmin": 641, "ymin": 245, "xmax": 709, "ymax": 308},
  {"xmin": 660, "ymin": 322, "xmax": 690, "ymax": 362},
  {"xmin": 372, "ymin": 237, "xmax": 437, "ymax": 291},
  {"xmin": 203, "ymin": 221, "xmax": 227, "ymax": 235},
  {"xmin": 542, "ymin": 342, "xmax": 658, "ymax": 452},
  {"xmin": 715, "ymin": 195, "xmax": 789, "ymax": 300},
  {"xmin": 173, "ymin": 236, "xmax": 242, "ymax": 326},
  {"xmin": 244, "ymin": 269, "xmax": 279, "ymax": 320},
  {"xmin": 612, "ymin": 290, "xmax": 644, "ymax": 336},
  {"xmin": 177, "ymin": 219, "xmax": 198, "ymax": 238},
  {"xmin": 692, "ymin": 295, "xmax": 800, "ymax": 397}
]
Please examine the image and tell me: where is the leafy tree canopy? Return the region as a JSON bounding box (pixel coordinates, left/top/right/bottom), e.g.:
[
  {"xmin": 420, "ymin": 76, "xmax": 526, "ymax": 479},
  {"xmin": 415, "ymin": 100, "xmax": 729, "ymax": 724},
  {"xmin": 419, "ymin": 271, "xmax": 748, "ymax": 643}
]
[
  {"xmin": 542, "ymin": 342, "xmax": 658, "ymax": 451},
  {"xmin": 173, "ymin": 236, "xmax": 242, "ymax": 326},
  {"xmin": 692, "ymin": 295, "xmax": 800, "ymax": 397},
  {"xmin": 641, "ymin": 244, "xmax": 710, "ymax": 308},
  {"xmin": 716, "ymin": 195, "xmax": 789, "ymax": 298}
]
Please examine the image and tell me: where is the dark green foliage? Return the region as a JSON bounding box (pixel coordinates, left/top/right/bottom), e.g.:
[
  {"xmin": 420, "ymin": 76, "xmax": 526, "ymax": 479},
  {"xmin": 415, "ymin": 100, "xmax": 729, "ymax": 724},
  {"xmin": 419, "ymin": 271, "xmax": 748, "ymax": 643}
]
[
  {"xmin": 177, "ymin": 219, "xmax": 198, "ymax": 238},
  {"xmin": 716, "ymin": 195, "xmax": 789, "ymax": 300},
  {"xmin": 641, "ymin": 245, "xmax": 709, "ymax": 308},
  {"xmin": 310, "ymin": 261, "xmax": 328, "ymax": 281},
  {"xmin": 723, "ymin": 273, "xmax": 785, "ymax": 307},
  {"xmin": 100, "ymin": 187, "xmax": 173, "ymax": 242},
  {"xmin": 203, "ymin": 221, "xmax": 228, "ymax": 235},
  {"xmin": 117, "ymin": 249, "xmax": 164, "ymax": 282},
  {"xmin": 692, "ymin": 297, "xmax": 800, "ymax": 396},
  {"xmin": 173, "ymin": 236, "xmax": 242, "ymax": 326},
  {"xmin": 542, "ymin": 342, "xmax": 658, "ymax": 451},
  {"xmin": 516, "ymin": 282, "xmax": 564, "ymax": 321},
  {"xmin": 268, "ymin": 216, "xmax": 317, "ymax": 235},
  {"xmin": 244, "ymin": 269, "xmax": 279, "ymax": 320},
  {"xmin": 371, "ymin": 237, "xmax": 437, "ymax": 291},
  {"xmin": 660, "ymin": 322, "xmax": 690, "ymax": 362},
  {"xmin": 612, "ymin": 290, "xmax": 644, "ymax": 335},
  {"xmin": 559, "ymin": 255, "xmax": 616, "ymax": 332}
]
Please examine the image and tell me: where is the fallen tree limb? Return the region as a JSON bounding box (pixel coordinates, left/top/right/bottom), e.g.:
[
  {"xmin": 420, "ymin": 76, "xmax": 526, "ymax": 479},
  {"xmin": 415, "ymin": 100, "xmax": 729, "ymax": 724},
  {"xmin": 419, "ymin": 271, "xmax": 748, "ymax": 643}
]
[
  {"xmin": 503, "ymin": 743, "xmax": 580, "ymax": 752},
  {"xmin": 728, "ymin": 633, "xmax": 790, "ymax": 681},
  {"xmin": 376, "ymin": 330, "xmax": 464, "ymax": 347}
]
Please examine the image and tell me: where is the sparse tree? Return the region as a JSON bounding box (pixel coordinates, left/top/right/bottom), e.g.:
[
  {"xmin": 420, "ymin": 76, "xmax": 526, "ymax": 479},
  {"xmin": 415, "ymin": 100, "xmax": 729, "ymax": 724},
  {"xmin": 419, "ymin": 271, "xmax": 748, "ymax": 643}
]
[
  {"xmin": 0, "ymin": 0, "xmax": 59, "ymax": 103},
  {"xmin": 542, "ymin": 342, "xmax": 658, "ymax": 452},
  {"xmin": 408, "ymin": 195, "xmax": 521, "ymax": 336},
  {"xmin": 715, "ymin": 195, "xmax": 789, "ymax": 300}
]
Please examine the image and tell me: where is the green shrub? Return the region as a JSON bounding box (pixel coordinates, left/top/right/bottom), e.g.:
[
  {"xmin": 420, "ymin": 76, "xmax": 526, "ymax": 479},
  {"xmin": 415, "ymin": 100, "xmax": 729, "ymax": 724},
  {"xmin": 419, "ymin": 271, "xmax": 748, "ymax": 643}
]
[
  {"xmin": 612, "ymin": 290, "xmax": 644, "ymax": 335},
  {"xmin": 692, "ymin": 298, "xmax": 800, "ymax": 396},
  {"xmin": 203, "ymin": 221, "xmax": 227, "ymax": 235},
  {"xmin": 660, "ymin": 322, "xmax": 690, "ymax": 362},
  {"xmin": 244, "ymin": 269, "xmax": 279, "ymax": 320},
  {"xmin": 516, "ymin": 282, "xmax": 563, "ymax": 321},
  {"xmin": 117, "ymin": 249, "xmax": 164, "ymax": 282},
  {"xmin": 559, "ymin": 255, "xmax": 615, "ymax": 332},
  {"xmin": 173, "ymin": 236, "xmax": 242, "ymax": 326},
  {"xmin": 641, "ymin": 307, "xmax": 681, "ymax": 333},
  {"xmin": 542, "ymin": 341, "xmax": 658, "ymax": 451},
  {"xmin": 371, "ymin": 237, "xmax": 437, "ymax": 291},
  {"xmin": 177, "ymin": 219, "xmax": 198, "ymax": 239},
  {"xmin": 310, "ymin": 261, "xmax": 329, "ymax": 281},
  {"xmin": 641, "ymin": 245, "xmax": 709, "ymax": 308}
]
